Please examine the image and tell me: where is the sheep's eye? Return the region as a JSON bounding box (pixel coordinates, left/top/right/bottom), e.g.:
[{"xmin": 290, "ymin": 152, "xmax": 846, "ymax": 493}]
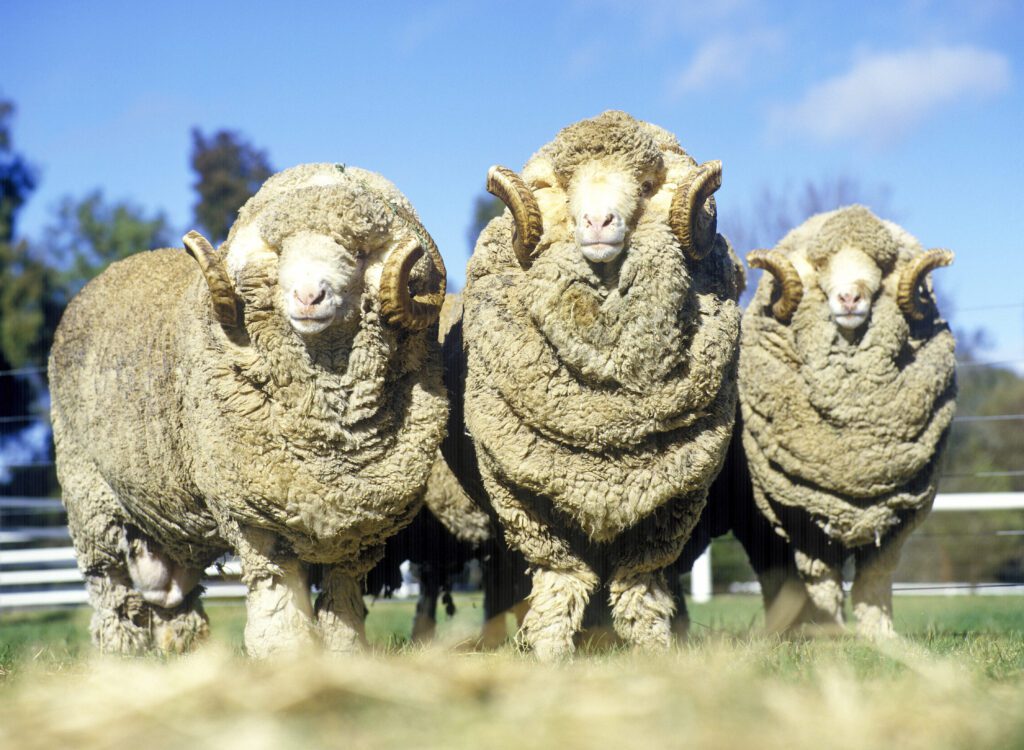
[{"xmin": 640, "ymin": 180, "xmax": 654, "ymax": 197}]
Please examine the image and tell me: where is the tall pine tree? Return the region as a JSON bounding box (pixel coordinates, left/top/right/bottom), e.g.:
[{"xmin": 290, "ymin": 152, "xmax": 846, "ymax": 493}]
[{"xmin": 190, "ymin": 128, "xmax": 273, "ymax": 244}]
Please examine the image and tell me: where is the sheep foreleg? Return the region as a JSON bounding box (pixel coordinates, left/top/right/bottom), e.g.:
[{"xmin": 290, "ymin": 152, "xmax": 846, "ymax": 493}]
[
  {"xmin": 236, "ymin": 526, "xmax": 316, "ymax": 658},
  {"xmin": 852, "ymin": 515, "xmax": 922, "ymax": 640},
  {"xmin": 315, "ymin": 566, "xmax": 368, "ymax": 653},
  {"xmin": 521, "ymin": 566, "xmax": 599, "ymax": 660},
  {"xmin": 793, "ymin": 549, "xmax": 845, "ymax": 631},
  {"xmin": 608, "ymin": 570, "xmax": 675, "ymax": 651}
]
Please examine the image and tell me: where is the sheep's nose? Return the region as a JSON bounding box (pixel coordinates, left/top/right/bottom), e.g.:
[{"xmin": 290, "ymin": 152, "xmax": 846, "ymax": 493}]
[
  {"xmin": 838, "ymin": 291, "xmax": 861, "ymax": 308},
  {"xmin": 583, "ymin": 212, "xmax": 616, "ymax": 229},
  {"xmin": 294, "ymin": 283, "xmax": 327, "ymax": 306}
]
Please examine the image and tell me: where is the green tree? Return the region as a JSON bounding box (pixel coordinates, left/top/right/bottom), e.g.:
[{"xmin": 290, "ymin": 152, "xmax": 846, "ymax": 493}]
[
  {"xmin": 0, "ymin": 100, "xmax": 37, "ymax": 244},
  {"xmin": 0, "ymin": 97, "xmax": 55, "ymax": 496},
  {"xmin": 45, "ymin": 190, "xmax": 172, "ymax": 296},
  {"xmin": 190, "ymin": 128, "xmax": 273, "ymax": 244},
  {"xmin": 0, "ymin": 240, "xmax": 62, "ymax": 369},
  {"xmin": 467, "ymin": 193, "xmax": 504, "ymax": 252},
  {"xmin": 0, "ymin": 97, "xmax": 47, "ymax": 370}
]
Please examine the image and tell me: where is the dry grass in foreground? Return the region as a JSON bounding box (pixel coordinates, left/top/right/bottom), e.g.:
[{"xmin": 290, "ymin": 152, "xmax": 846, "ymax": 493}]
[{"xmin": 1, "ymin": 634, "xmax": 1022, "ymax": 750}]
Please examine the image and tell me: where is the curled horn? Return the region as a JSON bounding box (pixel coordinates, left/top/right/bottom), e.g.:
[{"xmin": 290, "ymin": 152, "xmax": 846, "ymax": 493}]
[
  {"xmin": 670, "ymin": 160, "xmax": 722, "ymax": 262},
  {"xmin": 380, "ymin": 230, "xmax": 447, "ymax": 331},
  {"xmin": 897, "ymin": 248, "xmax": 954, "ymax": 320},
  {"xmin": 748, "ymin": 249, "xmax": 804, "ymax": 323},
  {"xmin": 183, "ymin": 231, "xmax": 239, "ymax": 327},
  {"xmin": 486, "ymin": 165, "xmax": 543, "ymax": 269}
]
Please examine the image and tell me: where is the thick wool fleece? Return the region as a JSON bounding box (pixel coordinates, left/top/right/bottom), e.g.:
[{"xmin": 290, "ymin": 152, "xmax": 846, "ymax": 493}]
[
  {"xmin": 422, "ymin": 449, "xmax": 491, "ymax": 546},
  {"xmin": 50, "ymin": 165, "xmax": 447, "ymax": 652},
  {"xmin": 740, "ymin": 207, "xmax": 956, "ymax": 547},
  {"xmin": 462, "ymin": 114, "xmax": 741, "ymax": 590}
]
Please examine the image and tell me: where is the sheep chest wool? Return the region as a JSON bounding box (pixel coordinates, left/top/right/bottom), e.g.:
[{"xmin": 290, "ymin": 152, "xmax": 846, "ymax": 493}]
[
  {"xmin": 457, "ymin": 111, "xmax": 743, "ymax": 658},
  {"xmin": 740, "ymin": 206, "xmax": 956, "ymax": 638},
  {"xmin": 49, "ymin": 163, "xmax": 448, "ymax": 657}
]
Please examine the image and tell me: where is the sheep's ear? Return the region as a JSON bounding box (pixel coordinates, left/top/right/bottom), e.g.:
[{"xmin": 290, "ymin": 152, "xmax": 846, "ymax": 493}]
[
  {"xmin": 183, "ymin": 231, "xmax": 240, "ymax": 328},
  {"xmin": 897, "ymin": 248, "xmax": 954, "ymax": 320}
]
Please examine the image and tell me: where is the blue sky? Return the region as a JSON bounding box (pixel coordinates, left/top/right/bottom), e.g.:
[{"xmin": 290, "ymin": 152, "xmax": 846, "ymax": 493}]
[{"xmin": 3, "ymin": 0, "xmax": 1022, "ymax": 366}]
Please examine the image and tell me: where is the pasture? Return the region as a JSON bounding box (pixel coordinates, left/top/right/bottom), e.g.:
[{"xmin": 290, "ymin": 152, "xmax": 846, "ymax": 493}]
[{"xmin": 2, "ymin": 594, "xmax": 1022, "ymax": 749}]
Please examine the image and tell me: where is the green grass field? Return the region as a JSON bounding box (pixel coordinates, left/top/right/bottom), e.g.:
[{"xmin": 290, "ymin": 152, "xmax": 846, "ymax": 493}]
[{"xmin": 2, "ymin": 595, "xmax": 1022, "ymax": 749}]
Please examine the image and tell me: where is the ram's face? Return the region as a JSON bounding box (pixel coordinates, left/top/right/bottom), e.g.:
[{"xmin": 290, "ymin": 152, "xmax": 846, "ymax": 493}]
[
  {"xmin": 814, "ymin": 246, "xmax": 882, "ymax": 331},
  {"xmin": 277, "ymin": 231, "xmax": 365, "ymax": 335},
  {"xmin": 521, "ymin": 155, "xmax": 667, "ymax": 270},
  {"xmin": 225, "ymin": 223, "xmax": 366, "ymax": 337},
  {"xmin": 566, "ymin": 158, "xmax": 660, "ymax": 264},
  {"xmin": 486, "ymin": 113, "xmax": 721, "ymax": 297}
]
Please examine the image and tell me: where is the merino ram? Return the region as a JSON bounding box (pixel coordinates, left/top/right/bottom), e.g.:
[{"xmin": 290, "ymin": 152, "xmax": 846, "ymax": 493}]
[
  {"xmin": 448, "ymin": 111, "xmax": 743, "ymax": 658},
  {"xmin": 741, "ymin": 205, "xmax": 956, "ymax": 638},
  {"xmin": 49, "ymin": 163, "xmax": 448, "ymax": 656}
]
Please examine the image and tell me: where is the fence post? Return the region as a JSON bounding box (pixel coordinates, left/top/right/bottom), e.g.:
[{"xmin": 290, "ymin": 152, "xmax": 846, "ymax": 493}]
[{"xmin": 690, "ymin": 545, "xmax": 712, "ymax": 603}]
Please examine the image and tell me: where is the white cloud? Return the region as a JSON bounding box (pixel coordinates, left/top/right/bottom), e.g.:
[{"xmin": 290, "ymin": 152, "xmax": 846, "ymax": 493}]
[
  {"xmin": 770, "ymin": 45, "xmax": 1011, "ymax": 146},
  {"xmin": 564, "ymin": 44, "xmax": 601, "ymax": 80},
  {"xmin": 575, "ymin": 0, "xmax": 756, "ymax": 34},
  {"xmin": 394, "ymin": 0, "xmax": 473, "ymax": 54},
  {"xmin": 669, "ymin": 29, "xmax": 783, "ymax": 95}
]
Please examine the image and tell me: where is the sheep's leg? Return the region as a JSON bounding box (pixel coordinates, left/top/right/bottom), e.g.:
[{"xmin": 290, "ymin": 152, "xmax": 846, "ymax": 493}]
[
  {"xmin": 410, "ymin": 564, "xmax": 440, "ymax": 643},
  {"xmin": 522, "ymin": 565, "xmax": 600, "ymax": 660},
  {"xmin": 479, "ymin": 599, "xmax": 530, "ymax": 648},
  {"xmin": 479, "ymin": 611, "xmax": 510, "ymax": 648},
  {"xmin": 59, "ymin": 457, "xmax": 157, "ymax": 654},
  {"xmin": 607, "ymin": 497, "xmax": 701, "ymax": 650},
  {"xmin": 484, "ymin": 476, "xmax": 597, "ymax": 659},
  {"xmin": 479, "ymin": 538, "xmax": 531, "ymax": 648},
  {"xmin": 149, "ymin": 592, "xmax": 210, "ymax": 654},
  {"xmin": 235, "ymin": 526, "xmax": 315, "ymax": 658},
  {"xmin": 608, "ymin": 570, "xmax": 675, "ymax": 651},
  {"xmin": 85, "ymin": 571, "xmax": 155, "ymax": 655},
  {"xmin": 670, "ymin": 576, "xmax": 690, "ymax": 639},
  {"xmin": 120, "ymin": 526, "xmax": 208, "ymax": 654},
  {"xmin": 85, "ymin": 539, "xmax": 209, "ymax": 656},
  {"xmin": 852, "ymin": 516, "xmax": 922, "ymax": 640},
  {"xmin": 315, "ymin": 566, "xmax": 368, "ymax": 653},
  {"xmin": 793, "ymin": 549, "xmax": 845, "ymax": 630}
]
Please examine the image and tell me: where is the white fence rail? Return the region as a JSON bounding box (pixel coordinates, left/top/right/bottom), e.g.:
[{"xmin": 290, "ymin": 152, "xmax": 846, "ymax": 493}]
[{"xmin": 687, "ymin": 492, "xmax": 1024, "ymax": 603}]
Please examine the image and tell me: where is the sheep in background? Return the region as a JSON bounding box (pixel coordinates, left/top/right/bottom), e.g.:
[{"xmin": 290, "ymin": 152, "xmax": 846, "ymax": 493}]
[
  {"xmin": 741, "ymin": 205, "xmax": 956, "ymax": 638},
  {"xmin": 451, "ymin": 111, "xmax": 743, "ymax": 658},
  {"xmin": 374, "ymin": 452, "xmax": 531, "ymax": 646},
  {"xmin": 49, "ymin": 163, "xmax": 448, "ymax": 656},
  {"xmin": 372, "ymin": 294, "xmax": 532, "ymax": 646}
]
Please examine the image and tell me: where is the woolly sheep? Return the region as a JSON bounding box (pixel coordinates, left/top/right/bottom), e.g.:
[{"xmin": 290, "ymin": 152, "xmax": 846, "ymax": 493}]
[
  {"xmin": 49, "ymin": 163, "xmax": 448, "ymax": 657},
  {"xmin": 451, "ymin": 111, "xmax": 743, "ymax": 658},
  {"xmin": 741, "ymin": 205, "xmax": 956, "ymax": 638}
]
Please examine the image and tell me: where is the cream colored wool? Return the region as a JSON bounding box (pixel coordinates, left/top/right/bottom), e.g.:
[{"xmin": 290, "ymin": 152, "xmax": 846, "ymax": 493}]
[
  {"xmin": 422, "ymin": 452, "xmax": 491, "ymax": 547},
  {"xmin": 740, "ymin": 206, "xmax": 956, "ymax": 637},
  {"xmin": 50, "ymin": 163, "xmax": 447, "ymax": 656},
  {"xmin": 460, "ymin": 112, "xmax": 742, "ymax": 657}
]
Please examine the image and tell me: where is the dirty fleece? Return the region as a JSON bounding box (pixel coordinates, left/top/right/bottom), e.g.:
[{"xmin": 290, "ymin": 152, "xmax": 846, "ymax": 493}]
[
  {"xmin": 462, "ymin": 113, "xmax": 742, "ymax": 637},
  {"xmin": 741, "ymin": 208, "xmax": 957, "ymax": 548},
  {"xmin": 50, "ymin": 164, "xmax": 447, "ymax": 653}
]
